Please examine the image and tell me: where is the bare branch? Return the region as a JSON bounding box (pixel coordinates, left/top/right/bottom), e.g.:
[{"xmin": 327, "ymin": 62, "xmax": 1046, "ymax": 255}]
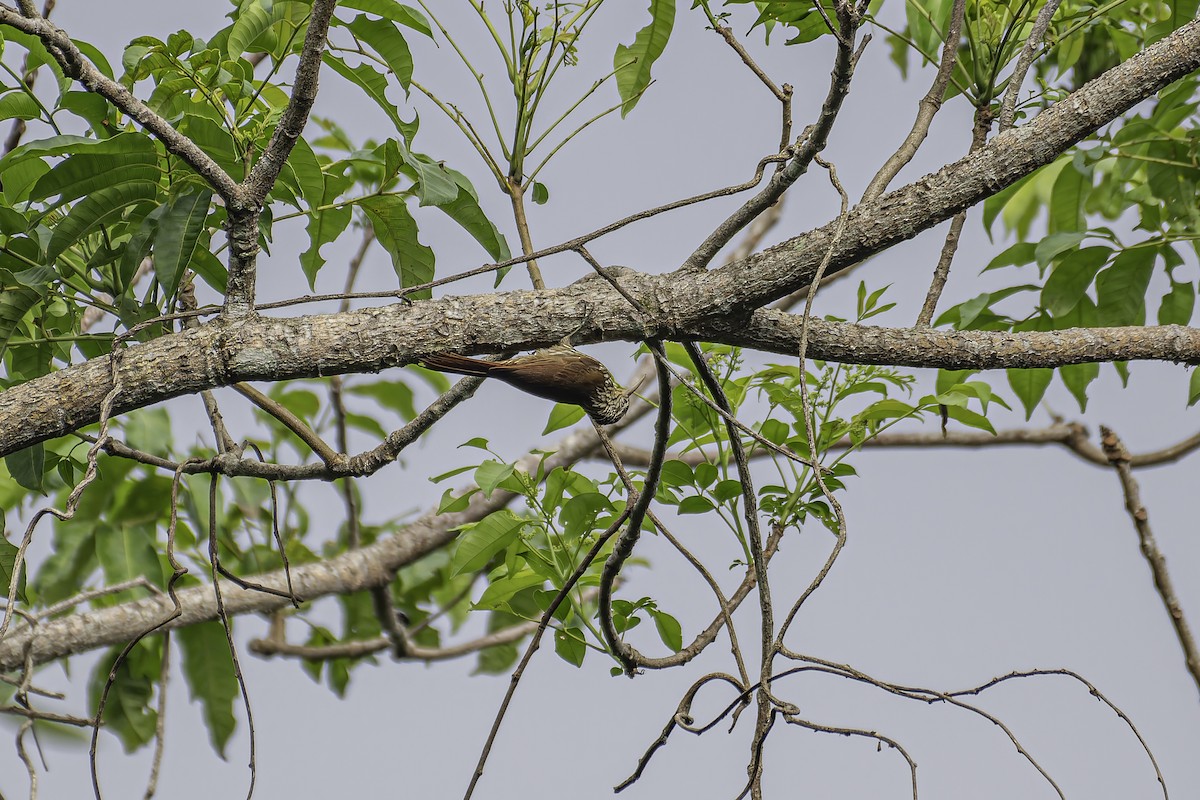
[
  {"xmin": 1101, "ymin": 426, "xmax": 1200, "ymax": 698},
  {"xmin": 679, "ymin": 7, "xmax": 862, "ymax": 272},
  {"xmin": 863, "ymin": 0, "xmax": 967, "ymax": 200},
  {"xmin": 998, "ymin": 0, "xmax": 1066, "ymax": 131}
]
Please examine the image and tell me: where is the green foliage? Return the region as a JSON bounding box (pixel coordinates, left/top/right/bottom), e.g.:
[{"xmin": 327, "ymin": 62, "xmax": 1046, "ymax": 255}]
[
  {"xmin": 0, "ymin": 0, "xmax": 1195, "ymax": 770},
  {"xmin": 178, "ymin": 622, "xmax": 239, "ymax": 756},
  {"xmin": 614, "ymin": 0, "xmax": 676, "ymax": 115}
]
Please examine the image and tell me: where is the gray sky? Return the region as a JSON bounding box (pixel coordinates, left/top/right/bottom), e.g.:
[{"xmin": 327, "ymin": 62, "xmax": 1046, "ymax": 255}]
[{"xmin": 2, "ymin": 3, "xmax": 1197, "ymax": 798}]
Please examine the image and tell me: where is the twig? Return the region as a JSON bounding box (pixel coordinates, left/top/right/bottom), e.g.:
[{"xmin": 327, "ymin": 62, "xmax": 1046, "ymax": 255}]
[
  {"xmin": 205, "ymin": 476, "xmax": 258, "ymax": 800},
  {"xmin": 231, "ymin": 382, "xmax": 342, "ymax": 467},
  {"xmin": 914, "ymin": 107, "xmax": 992, "ymax": 327},
  {"xmin": 1100, "ymin": 426, "xmax": 1200, "ymax": 697},
  {"xmin": 998, "ymin": 0, "xmax": 1065, "ymax": 131},
  {"xmin": 142, "ymin": 631, "xmax": 171, "ymax": 800},
  {"xmin": 679, "ymin": 6, "xmax": 861, "ymax": 272},
  {"xmin": 776, "ymin": 155, "xmax": 850, "ymax": 645},
  {"xmin": 863, "ymin": 0, "xmax": 966, "ymax": 200},
  {"xmin": 461, "ymin": 505, "xmax": 633, "ymax": 800},
  {"xmin": 596, "ymin": 343, "xmax": 673, "ymax": 675},
  {"xmin": 780, "ymin": 715, "xmax": 918, "ymax": 800}
]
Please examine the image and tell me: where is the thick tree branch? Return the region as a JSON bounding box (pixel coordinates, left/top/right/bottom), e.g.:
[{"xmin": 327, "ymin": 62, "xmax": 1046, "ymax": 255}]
[
  {"xmin": 3, "ymin": 299, "xmax": 1200, "ymax": 459},
  {"xmin": 1, "ymin": 21, "xmax": 1198, "ymax": 456}
]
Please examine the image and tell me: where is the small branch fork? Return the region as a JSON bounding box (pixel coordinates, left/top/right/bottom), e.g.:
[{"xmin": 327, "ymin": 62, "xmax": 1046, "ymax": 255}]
[{"xmin": 679, "ymin": 0, "xmax": 867, "ymax": 273}]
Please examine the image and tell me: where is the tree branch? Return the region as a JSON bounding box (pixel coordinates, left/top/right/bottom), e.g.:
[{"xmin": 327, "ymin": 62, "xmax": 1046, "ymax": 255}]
[{"xmin": 1, "ymin": 20, "xmax": 1198, "ymax": 456}]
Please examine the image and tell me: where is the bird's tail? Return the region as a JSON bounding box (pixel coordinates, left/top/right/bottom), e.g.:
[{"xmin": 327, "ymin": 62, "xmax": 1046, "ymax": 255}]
[{"xmin": 418, "ymin": 352, "xmax": 496, "ymax": 377}]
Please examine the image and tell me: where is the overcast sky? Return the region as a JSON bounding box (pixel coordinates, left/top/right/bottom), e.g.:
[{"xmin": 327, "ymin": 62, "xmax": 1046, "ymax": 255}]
[{"xmin": 2, "ymin": 3, "xmax": 1197, "ymax": 799}]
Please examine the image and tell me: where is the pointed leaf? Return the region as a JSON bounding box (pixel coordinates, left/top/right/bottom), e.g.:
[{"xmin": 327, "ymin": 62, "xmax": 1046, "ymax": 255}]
[
  {"xmin": 344, "ymin": 14, "xmax": 414, "ymax": 91},
  {"xmin": 1007, "ymin": 368, "xmax": 1053, "ymax": 420},
  {"xmin": 614, "ymin": 0, "xmax": 675, "ymax": 116},
  {"xmin": 450, "ymin": 510, "xmax": 524, "ymax": 577},
  {"xmin": 154, "ymin": 189, "xmax": 213, "ymax": 297},
  {"xmin": 46, "ymin": 180, "xmax": 159, "ymax": 261},
  {"xmin": 178, "ymin": 622, "xmax": 239, "ymax": 757},
  {"xmin": 360, "ymin": 194, "xmax": 435, "ymax": 298}
]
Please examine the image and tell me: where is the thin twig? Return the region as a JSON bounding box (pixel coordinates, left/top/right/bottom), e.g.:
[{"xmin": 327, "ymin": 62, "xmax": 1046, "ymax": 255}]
[
  {"xmin": 596, "ymin": 344, "xmax": 673, "ymax": 675},
  {"xmin": 914, "ymin": 107, "xmax": 992, "ymax": 327},
  {"xmin": 679, "ymin": 6, "xmax": 861, "ymax": 273},
  {"xmin": 775, "ymin": 155, "xmax": 850, "ymax": 645},
  {"xmin": 863, "ymin": 0, "xmax": 966, "ymax": 200},
  {"xmin": 461, "ymin": 505, "xmax": 633, "ymax": 800},
  {"xmin": 1100, "ymin": 426, "xmax": 1200, "ymax": 698},
  {"xmin": 206, "ymin": 476, "xmax": 258, "ymax": 800},
  {"xmin": 998, "ymin": 0, "xmax": 1065, "ymax": 131}
]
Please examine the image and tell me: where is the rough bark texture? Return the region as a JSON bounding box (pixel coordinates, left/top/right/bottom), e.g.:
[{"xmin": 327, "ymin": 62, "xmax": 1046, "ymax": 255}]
[{"xmin": 3, "ymin": 20, "xmax": 1196, "ymax": 458}]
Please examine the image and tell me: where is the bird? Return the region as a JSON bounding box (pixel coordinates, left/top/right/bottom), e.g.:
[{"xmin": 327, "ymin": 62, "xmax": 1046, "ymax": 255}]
[{"xmin": 419, "ymin": 343, "xmax": 631, "ymax": 425}]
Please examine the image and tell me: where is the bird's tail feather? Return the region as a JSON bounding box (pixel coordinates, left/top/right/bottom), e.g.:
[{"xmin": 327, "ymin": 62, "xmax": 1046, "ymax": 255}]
[{"xmin": 419, "ymin": 352, "xmax": 495, "ymax": 377}]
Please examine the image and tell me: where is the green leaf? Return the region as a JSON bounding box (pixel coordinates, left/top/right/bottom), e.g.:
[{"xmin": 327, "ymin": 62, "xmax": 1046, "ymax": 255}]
[
  {"xmin": 153, "ymin": 189, "xmax": 213, "ymax": 297},
  {"xmin": 1049, "ymin": 161, "xmax": 1090, "ymax": 233},
  {"xmin": 659, "ymin": 459, "xmax": 693, "ymax": 488},
  {"xmin": 1158, "ymin": 280, "xmax": 1195, "ymax": 326},
  {"xmin": 190, "ymin": 248, "xmax": 229, "ymax": 295},
  {"xmin": 339, "ymin": 0, "xmax": 433, "ymax": 37},
  {"xmin": 435, "ymin": 168, "xmax": 510, "ymax": 261},
  {"xmin": 554, "ymin": 627, "xmax": 587, "ymax": 667},
  {"xmin": 1189, "ymin": 368, "xmax": 1200, "ymax": 407},
  {"xmin": 95, "ymin": 522, "xmax": 161, "ymax": 586},
  {"xmin": 359, "ymin": 194, "xmax": 435, "ymax": 299},
  {"xmin": 178, "ymin": 621, "xmax": 239, "ymax": 757},
  {"xmin": 944, "ymin": 404, "xmax": 996, "ymax": 434},
  {"xmin": 438, "ymin": 487, "xmax": 474, "ymax": 514},
  {"xmin": 397, "ymin": 144, "xmax": 458, "ymax": 206},
  {"xmin": 1096, "ymin": 248, "xmax": 1155, "ymax": 326},
  {"xmin": 227, "ymin": 0, "xmax": 274, "ymax": 58},
  {"xmin": 476, "ymin": 568, "xmax": 545, "ymax": 609},
  {"xmin": 560, "ymin": 493, "xmax": 614, "ymax": 540},
  {"xmin": 712, "ymin": 479, "xmax": 744, "ymax": 504},
  {"xmin": 0, "ymin": 265, "xmax": 55, "ymax": 360},
  {"xmin": 46, "ymin": 179, "xmax": 160, "ymax": 261},
  {"xmin": 983, "ymin": 242, "xmax": 1037, "ymax": 272},
  {"xmin": 450, "ymin": 510, "xmax": 524, "ymax": 577},
  {"xmin": 1007, "ymin": 368, "xmax": 1053, "ymax": 420},
  {"xmin": 1033, "ymin": 231, "xmax": 1087, "ymax": 272},
  {"xmin": 0, "ymin": 91, "xmax": 41, "ymax": 122},
  {"xmin": 614, "ymin": 0, "xmax": 675, "ymax": 116},
  {"xmin": 543, "ymin": 402, "xmax": 585, "ymax": 434},
  {"xmin": 1060, "ymin": 362, "xmax": 1099, "ymax": 412},
  {"xmin": 649, "ymin": 609, "xmax": 682, "ymax": 652},
  {"xmin": 475, "ymin": 460, "xmax": 516, "ymax": 499},
  {"xmin": 344, "ymin": 14, "xmax": 414, "ymax": 91},
  {"xmin": 89, "ymin": 642, "xmax": 159, "ymax": 753},
  {"xmin": 300, "ymin": 203, "xmax": 353, "ymax": 287},
  {"xmin": 349, "ymin": 379, "xmax": 417, "ymax": 421},
  {"xmin": 5, "ymin": 444, "xmax": 44, "ymax": 493},
  {"xmin": 28, "ymin": 132, "xmax": 159, "ymax": 208},
  {"xmin": 677, "ymin": 496, "xmax": 714, "ymax": 514},
  {"xmin": 1041, "ymin": 246, "xmax": 1110, "ymax": 316},
  {"xmin": 0, "ymin": 519, "xmax": 27, "ymax": 604}
]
